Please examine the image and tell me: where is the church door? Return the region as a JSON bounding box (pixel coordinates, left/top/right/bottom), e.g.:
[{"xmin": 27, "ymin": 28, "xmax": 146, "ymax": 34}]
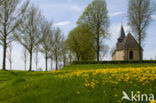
[{"xmin": 129, "ymin": 51, "xmax": 133, "ymax": 60}]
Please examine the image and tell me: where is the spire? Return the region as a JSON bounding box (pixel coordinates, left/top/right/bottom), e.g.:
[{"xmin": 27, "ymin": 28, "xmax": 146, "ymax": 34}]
[{"xmin": 118, "ymin": 24, "xmax": 125, "ymax": 43}]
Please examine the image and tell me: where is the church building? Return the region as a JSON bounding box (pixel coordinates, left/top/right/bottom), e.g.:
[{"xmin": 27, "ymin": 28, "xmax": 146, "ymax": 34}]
[{"xmin": 112, "ymin": 25, "xmax": 143, "ymax": 61}]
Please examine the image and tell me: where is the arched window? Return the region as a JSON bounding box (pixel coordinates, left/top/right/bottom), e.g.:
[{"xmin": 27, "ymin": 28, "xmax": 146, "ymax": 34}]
[{"xmin": 130, "ymin": 51, "xmax": 133, "ymax": 60}]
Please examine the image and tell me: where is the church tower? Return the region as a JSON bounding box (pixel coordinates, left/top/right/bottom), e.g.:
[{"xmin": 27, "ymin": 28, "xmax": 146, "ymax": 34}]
[
  {"xmin": 116, "ymin": 25, "xmax": 125, "ymax": 48},
  {"xmin": 118, "ymin": 25, "xmax": 125, "ymax": 43}
]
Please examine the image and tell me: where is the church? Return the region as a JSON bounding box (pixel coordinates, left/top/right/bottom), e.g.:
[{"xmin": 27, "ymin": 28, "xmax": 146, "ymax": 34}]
[{"xmin": 112, "ymin": 25, "xmax": 143, "ymax": 61}]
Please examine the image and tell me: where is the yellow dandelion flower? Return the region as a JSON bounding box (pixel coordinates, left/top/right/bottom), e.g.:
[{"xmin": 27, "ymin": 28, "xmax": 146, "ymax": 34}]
[
  {"xmin": 151, "ymin": 100, "xmax": 156, "ymax": 103},
  {"xmin": 115, "ymin": 94, "xmax": 118, "ymax": 97},
  {"xmin": 77, "ymin": 91, "xmax": 80, "ymax": 95}
]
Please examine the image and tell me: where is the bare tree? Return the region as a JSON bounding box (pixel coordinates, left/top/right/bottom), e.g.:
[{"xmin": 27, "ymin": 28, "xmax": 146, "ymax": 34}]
[
  {"xmin": 0, "ymin": 0, "xmax": 29, "ymax": 70},
  {"xmin": 51, "ymin": 28, "xmax": 63, "ymax": 70},
  {"xmin": 22, "ymin": 48, "xmax": 28, "ymax": 71},
  {"xmin": 40, "ymin": 18, "xmax": 53, "ymax": 71},
  {"xmin": 128, "ymin": 0, "xmax": 156, "ymax": 60},
  {"xmin": 7, "ymin": 44, "xmax": 13, "ymax": 70},
  {"xmin": 61, "ymin": 35, "xmax": 67, "ymax": 67},
  {"xmin": 15, "ymin": 5, "xmax": 42, "ymax": 71},
  {"xmin": 34, "ymin": 45, "xmax": 39, "ymax": 71}
]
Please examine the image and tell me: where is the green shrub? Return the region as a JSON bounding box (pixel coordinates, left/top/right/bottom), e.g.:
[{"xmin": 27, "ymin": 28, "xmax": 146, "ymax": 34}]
[{"xmin": 72, "ymin": 60, "xmax": 156, "ymax": 64}]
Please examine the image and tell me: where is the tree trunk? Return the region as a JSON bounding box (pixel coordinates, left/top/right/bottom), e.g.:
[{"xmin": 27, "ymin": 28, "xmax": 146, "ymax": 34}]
[
  {"xmin": 96, "ymin": 39, "xmax": 99, "ymax": 61},
  {"xmin": 138, "ymin": 3, "xmax": 142, "ymax": 61},
  {"xmin": 138, "ymin": 36, "xmax": 142, "ymax": 61},
  {"xmin": 2, "ymin": 9, "xmax": 7, "ymax": 70},
  {"xmin": 63, "ymin": 55, "xmax": 66, "ymax": 67},
  {"xmin": 35, "ymin": 61, "xmax": 38, "ymax": 71},
  {"xmin": 2, "ymin": 44, "xmax": 7, "ymax": 70},
  {"xmin": 76, "ymin": 52, "xmax": 79, "ymax": 62},
  {"xmin": 69, "ymin": 57, "xmax": 71, "ymax": 64},
  {"xmin": 45, "ymin": 53, "xmax": 48, "ymax": 71},
  {"xmin": 138, "ymin": 29, "xmax": 142, "ymax": 61},
  {"xmin": 50, "ymin": 58, "xmax": 53, "ymax": 70},
  {"xmin": 25, "ymin": 61, "xmax": 26, "ymax": 71},
  {"xmin": 29, "ymin": 50, "xmax": 32, "ymax": 71},
  {"xmin": 69, "ymin": 52, "xmax": 72, "ymax": 64},
  {"xmin": 77, "ymin": 56, "xmax": 80, "ymax": 62},
  {"xmin": 96, "ymin": 27, "xmax": 100, "ymax": 62},
  {"xmin": 55, "ymin": 56, "xmax": 58, "ymax": 70},
  {"xmin": 24, "ymin": 50, "xmax": 27, "ymax": 71},
  {"xmin": 10, "ymin": 61, "xmax": 12, "ymax": 70}
]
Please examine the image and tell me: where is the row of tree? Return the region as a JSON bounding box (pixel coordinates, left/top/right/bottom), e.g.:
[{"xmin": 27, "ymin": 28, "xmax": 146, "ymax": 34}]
[
  {"xmin": 0, "ymin": 0, "xmax": 70, "ymax": 71},
  {"xmin": 66, "ymin": 0, "xmax": 156, "ymax": 62},
  {"xmin": 0, "ymin": 0, "xmax": 155, "ymax": 71}
]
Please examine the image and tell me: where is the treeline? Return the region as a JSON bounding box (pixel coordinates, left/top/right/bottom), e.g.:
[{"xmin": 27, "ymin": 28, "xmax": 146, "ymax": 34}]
[
  {"xmin": 0, "ymin": 0, "xmax": 155, "ymax": 71},
  {"xmin": 0, "ymin": 0, "xmax": 71, "ymax": 71}
]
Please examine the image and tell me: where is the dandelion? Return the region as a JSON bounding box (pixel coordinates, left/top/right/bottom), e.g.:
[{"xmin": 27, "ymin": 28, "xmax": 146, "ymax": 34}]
[
  {"xmin": 151, "ymin": 100, "xmax": 156, "ymax": 103},
  {"xmin": 114, "ymin": 94, "xmax": 118, "ymax": 97},
  {"xmin": 137, "ymin": 91, "xmax": 140, "ymax": 94},
  {"xmin": 117, "ymin": 100, "xmax": 121, "ymax": 103},
  {"xmin": 77, "ymin": 91, "xmax": 80, "ymax": 95},
  {"xmin": 84, "ymin": 83, "xmax": 90, "ymax": 87},
  {"xmin": 53, "ymin": 67, "xmax": 156, "ymax": 88}
]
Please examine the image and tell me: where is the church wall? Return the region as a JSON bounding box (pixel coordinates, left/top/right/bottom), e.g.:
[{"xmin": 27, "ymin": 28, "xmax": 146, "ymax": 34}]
[
  {"xmin": 112, "ymin": 50, "xmax": 125, "ymax": 61},
  {"xmin": 112, "ymin": 49, "xmax": 141, "ymax": 61},
  {"xmin": 126, "ymin": 49, "xmax": 140, "ymax": 60}
]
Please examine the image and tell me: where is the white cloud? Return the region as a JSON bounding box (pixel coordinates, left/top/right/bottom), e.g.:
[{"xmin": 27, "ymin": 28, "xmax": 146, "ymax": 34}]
[
  {"xmin": 39, "ymin": 3, "xmax": 82, "ymax": 13},
  {"xmin": 70, "ymin": 5, "xmax": 82, "ymax": 12},
  {"xmin": 109, "ymin": 12, "xmax": 123, "ymax": 17},
  {"xmin": 54, "ymin": 21, "xmax": 71, "ymax": 26},
  {"xmin": 151, "ymin": 15, "xmax": 156, "ymax": 20}
]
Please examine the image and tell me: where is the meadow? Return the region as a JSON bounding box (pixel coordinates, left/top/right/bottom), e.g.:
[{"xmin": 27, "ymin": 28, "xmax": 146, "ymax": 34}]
[{"xmin": 0, "ymin": 63, "xmax": 156, "ymax": 103}]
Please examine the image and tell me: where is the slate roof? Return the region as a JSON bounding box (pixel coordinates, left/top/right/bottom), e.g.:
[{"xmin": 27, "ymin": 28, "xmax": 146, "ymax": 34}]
[
  {"xmin": 116, "ymin": 33, "xmax": 142, "ymax": 50},
  {"xmin": 118, "ymin": 25, "xmax": 125, "ymax": 43}
]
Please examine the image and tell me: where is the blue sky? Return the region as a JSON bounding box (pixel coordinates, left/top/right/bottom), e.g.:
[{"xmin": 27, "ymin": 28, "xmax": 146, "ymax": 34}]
[{"xmin": 0, "ymin": 0, "xmax": 156, "ymax": 70}]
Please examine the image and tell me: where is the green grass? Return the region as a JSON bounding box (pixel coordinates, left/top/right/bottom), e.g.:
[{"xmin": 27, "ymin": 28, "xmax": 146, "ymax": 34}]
[
  {"xmin": 0, "ymin": 64, "xmax": 156, "ymax": 103},
  {"xmin": 63, "ymin": 63, "xmax": 156, "ymax": 70}
]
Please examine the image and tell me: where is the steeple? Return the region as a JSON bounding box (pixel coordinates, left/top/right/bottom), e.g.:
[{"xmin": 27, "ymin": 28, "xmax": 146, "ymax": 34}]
[{"xmin": 118, "ymin": 24, "xmax": 125, "ymax": 43}]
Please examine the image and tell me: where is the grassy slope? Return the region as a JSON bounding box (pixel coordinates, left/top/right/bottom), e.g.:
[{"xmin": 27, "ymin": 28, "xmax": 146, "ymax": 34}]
[
  {"xmin": 0, "ymin": 64, "xmax": 156, "ymax": 103},
  {"xmin": 63, "ymin": 63, "xmax": 156, "ymax": 70}
]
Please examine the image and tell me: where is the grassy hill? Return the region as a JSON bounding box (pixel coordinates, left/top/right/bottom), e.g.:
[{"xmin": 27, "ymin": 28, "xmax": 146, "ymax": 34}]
[{"xmin": 0, "ymin": 64, "xmax": 156, "ymax": 103}]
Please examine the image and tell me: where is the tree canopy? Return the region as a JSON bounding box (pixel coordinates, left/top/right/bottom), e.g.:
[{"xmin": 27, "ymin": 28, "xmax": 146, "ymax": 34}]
[
  {"xmin": 77, "ymin": 0, "xmax": 110, "ymax": 61},
  {"xmin": 66, "ymin": 25, "xmax": 96, "ymax": 61}
]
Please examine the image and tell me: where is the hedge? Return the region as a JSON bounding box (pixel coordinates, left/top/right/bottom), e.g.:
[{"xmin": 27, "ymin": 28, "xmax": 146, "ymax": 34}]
[{"xmin": 72, "ymin": 60, "xmax": 156, "ymax": 64}]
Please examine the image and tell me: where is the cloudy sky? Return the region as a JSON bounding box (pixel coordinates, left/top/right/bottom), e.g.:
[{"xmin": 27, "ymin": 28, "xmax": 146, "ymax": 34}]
[{"xmin": 0, "ymin": 0, "xmax": 156, "ymax": 70}]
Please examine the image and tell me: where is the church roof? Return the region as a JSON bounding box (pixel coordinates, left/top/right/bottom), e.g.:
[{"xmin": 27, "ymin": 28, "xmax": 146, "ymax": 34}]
[
  {"xmin": 118, "ymin": 25, "xmax": 125, "ymax": 43},
  {"xmin": 116, "ymin": 33, "xmax": 142, "ymax": 50}
]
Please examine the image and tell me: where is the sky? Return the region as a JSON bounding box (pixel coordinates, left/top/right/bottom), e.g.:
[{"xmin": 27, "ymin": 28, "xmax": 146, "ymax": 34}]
[{"xmin": 0, "ymin": 0, "xmax": 156, "ymax": 70}]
